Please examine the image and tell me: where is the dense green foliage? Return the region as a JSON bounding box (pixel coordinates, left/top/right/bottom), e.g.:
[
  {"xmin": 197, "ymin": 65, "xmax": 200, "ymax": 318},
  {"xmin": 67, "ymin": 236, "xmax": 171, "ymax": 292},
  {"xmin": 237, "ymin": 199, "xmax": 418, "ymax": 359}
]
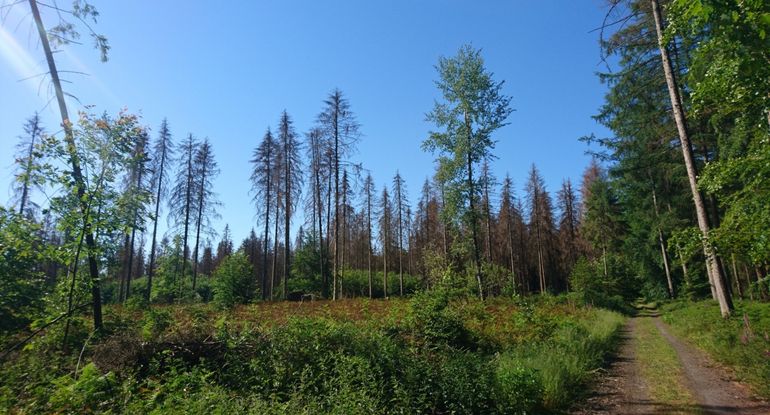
[
  {"xmin": 0, "ymin": 208, "xmax": 49, "ymax": 333},
  {"xmin": 0, "ymin": 294, "xmax": 624, "ymax": 414},
  {"xmin": 212, "ymin": 252, "xmax": 256, "ymax": 308}
]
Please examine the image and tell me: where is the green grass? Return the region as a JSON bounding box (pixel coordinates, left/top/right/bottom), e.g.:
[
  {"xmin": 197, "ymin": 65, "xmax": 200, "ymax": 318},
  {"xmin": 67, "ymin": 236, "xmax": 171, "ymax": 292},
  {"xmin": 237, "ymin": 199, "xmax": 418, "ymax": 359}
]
[
  {"xmin": 0, "ymin": 293, "xmax": 625, "ymax": 414},
  {"xmin": 661, "ymin": 300, "xmax": 770, "ymax": 398},
  {"xmin": 634, "ymin": 317, "xmax": 698, "ymax": 412}
]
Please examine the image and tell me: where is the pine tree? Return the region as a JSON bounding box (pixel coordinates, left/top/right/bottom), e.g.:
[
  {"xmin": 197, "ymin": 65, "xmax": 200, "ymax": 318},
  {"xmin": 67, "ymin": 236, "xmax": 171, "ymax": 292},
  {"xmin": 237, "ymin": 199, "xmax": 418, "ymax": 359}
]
[
  {"xmin": 316, "ymin": 89, "xmax": 360, "ymax": 300},
  {"xmin": 169, "ymin": 134, "xmax": 198, "ymax": 296},
  {"xmin": 277, "ymin": 111, "xmax": 303, "ymax": 299},
  {"xmin": 147, "ymin": 118, "xmax": 174, "ymax": 301},
  {"xmin": 392, "ymin": 171, "xmax": 408, "ymax": 296},
  {"xmin": 12, "ymin": 114, "xmax": 45, "ymax": 218},
  {"xmin": 250, "ymin": 128, "xmax": 277, "ymax": 300},
  {"xmin": 191, "ymin": 139, "xmax": 220, "ymax": 291}
]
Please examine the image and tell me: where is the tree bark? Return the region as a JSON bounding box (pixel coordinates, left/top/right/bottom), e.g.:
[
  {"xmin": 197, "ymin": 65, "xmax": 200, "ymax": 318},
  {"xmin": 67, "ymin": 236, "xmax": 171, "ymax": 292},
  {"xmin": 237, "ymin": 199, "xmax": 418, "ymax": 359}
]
[{"xmin": 651, "ymin": 0, "xmax": 732, "ymax": 316}]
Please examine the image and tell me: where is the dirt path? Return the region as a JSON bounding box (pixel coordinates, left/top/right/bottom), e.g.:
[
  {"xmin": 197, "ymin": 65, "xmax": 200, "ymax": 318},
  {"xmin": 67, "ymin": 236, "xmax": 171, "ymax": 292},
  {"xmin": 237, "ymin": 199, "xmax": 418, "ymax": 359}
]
[
  {"xmin": 573, "ymin": 315, "xmax": 770, "ymax": 414},
  {"xmin": 571, "ymin": 319, "xmax": 654, "ymax": 414}
]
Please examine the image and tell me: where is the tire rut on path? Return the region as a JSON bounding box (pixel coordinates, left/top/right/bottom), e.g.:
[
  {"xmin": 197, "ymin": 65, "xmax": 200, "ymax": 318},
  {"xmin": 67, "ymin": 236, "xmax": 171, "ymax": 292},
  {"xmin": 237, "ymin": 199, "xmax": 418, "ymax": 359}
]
[
  {"xmin": 571, "ymin": 319, "xmax": 653, "ymax": 414},
  {"xmin": 573, "ymin": 314, "xmax": 770, "ymax": 414},
  {"xmin": 652, "ymin": 317, "xmax": 770, "ymax": 415}
]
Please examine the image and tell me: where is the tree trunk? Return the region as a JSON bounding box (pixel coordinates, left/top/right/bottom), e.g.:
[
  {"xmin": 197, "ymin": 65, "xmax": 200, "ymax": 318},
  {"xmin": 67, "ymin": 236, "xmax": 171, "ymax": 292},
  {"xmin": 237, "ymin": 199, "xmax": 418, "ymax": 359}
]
[
  {"xmin": 367, "ymin": 191, "xmax": 373, "ymax": 299},
  {"xmin": 147, "ymin": 138, "xmax": 168, "ymax": 302},
  {"xmin": 333, "ymin": 109, "xmax": 340, "ymax": 301},
  {"xmin": 179, "ymin": 142, "xmax": 194, "ymax": 300},
  {"xmin": 192, "ymin": 164, "xmax": 206, "ymax": 292},
  {"xmin": 283, "ymin": 144, "xmax": 291, "ymax": 301},
  {"xmin": 29, "ymin": 0, "xmax": 102, "ymax": 330},
  {"xmin": 397, "ymin": 186, "xmax": 404, "ymax": 296},
  {"xmin": 651, "ymin": 0, "xmax": 732, "ymax": 317},
  {"xmin": 271, "ymin": 194, "xmax": 279, "ymax": 300},
  {"xmin": 262, "ymin": 166, "xmax": 271, "ymax": 301},
  {"xmin": 731, "ymin": 254, "xmax": 743, "ymax": 299},
  {"xmin": 316, "ymin": 166, "xmax": 325, "ymax": 300},
  {"xmin": 651, "ymin": 182, "xmax": 674, "ymax": 298},
  {"xmin": 465, "ymin": 111, "xmax": 484, "ymax": 299}
]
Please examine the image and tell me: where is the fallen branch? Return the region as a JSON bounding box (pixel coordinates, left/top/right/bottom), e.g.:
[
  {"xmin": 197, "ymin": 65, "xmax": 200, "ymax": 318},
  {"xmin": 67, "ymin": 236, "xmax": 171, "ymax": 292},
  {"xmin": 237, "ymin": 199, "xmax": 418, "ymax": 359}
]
[{"xmin": 0, "ymin": 302, "xmax": 90, "ymax": 361}]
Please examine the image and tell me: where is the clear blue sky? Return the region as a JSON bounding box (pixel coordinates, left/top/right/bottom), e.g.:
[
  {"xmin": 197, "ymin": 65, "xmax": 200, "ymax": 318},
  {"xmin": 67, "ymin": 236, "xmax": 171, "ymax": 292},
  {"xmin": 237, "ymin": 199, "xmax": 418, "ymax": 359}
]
[{"xmin": 1, "ymin": 0, "xmax": 612, "ymax": 245}]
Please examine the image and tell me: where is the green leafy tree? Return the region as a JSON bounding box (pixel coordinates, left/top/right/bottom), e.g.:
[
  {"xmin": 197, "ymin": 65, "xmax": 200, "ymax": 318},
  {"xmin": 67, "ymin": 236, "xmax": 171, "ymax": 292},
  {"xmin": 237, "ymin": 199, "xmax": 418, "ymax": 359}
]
[
  {"xmin": 213, "ymin": 252, "xmax": 256, "ymax": 308},
  {"xmin": 422, "ymin": 44, "xmax": 513, "ymax": 299},
  {"xmin": 0, "ymin": 208, "xmax": 49, "ymax": 332}
]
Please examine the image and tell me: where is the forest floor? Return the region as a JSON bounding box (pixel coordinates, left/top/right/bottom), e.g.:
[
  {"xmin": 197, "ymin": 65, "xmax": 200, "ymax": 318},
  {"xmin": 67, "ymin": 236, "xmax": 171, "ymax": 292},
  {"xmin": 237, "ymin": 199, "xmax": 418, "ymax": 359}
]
[{"xmin": 572, "ymin": 306, "xmax": 770, "ymax": 415}]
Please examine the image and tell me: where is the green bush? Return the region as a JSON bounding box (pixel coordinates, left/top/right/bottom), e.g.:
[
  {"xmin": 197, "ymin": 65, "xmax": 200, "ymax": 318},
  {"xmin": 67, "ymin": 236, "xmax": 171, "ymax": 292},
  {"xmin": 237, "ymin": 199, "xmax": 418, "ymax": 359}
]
[
  {"xmin": 213, "ymin": 252, "xmax": 256, "ymax": 308},
  {"xmin": 49, "ymin": 363, "xmax": 117, "ymax": 413},
  {"xmin": 141, "ymin": 307, "xmax": 172, "ymax": 341}
]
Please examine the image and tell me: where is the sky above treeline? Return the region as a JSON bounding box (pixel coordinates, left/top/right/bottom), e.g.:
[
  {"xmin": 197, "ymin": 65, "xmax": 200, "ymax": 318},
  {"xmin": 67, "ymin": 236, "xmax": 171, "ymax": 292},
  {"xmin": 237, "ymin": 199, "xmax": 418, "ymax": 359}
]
[{"xmin": 1, "ymin": 0, "xmax": 614, "ymax": 245}]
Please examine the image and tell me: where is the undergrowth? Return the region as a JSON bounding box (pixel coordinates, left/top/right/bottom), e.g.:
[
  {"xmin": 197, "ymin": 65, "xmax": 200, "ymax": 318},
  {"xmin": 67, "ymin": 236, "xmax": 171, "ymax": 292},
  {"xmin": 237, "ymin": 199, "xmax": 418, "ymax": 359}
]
[{"xmin": 0, "ymin": 292, "xmax": 625, "ymax": 414}]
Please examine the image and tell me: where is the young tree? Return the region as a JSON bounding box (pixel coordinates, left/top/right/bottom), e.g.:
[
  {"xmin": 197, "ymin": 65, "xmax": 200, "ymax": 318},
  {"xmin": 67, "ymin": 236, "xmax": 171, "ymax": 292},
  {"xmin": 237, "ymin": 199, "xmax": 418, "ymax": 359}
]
[
  {"xmin": 422, "ymin": 44, "xmax": 513, "ymax": 299},
  {"xmin": 25, "ymin": 0, "xmax": 111, "ymax": 331},
  {"xmin": 147, "ymin": 119, "xmax": 174, "ymax": 301}
]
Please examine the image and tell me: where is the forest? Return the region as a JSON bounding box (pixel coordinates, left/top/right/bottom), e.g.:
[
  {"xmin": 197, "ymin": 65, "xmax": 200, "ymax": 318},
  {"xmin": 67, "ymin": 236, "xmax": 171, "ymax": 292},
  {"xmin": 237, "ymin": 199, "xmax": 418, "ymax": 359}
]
[{"xmin": 1, "ymin": 0, "xmax": 769, "ymax": 414}]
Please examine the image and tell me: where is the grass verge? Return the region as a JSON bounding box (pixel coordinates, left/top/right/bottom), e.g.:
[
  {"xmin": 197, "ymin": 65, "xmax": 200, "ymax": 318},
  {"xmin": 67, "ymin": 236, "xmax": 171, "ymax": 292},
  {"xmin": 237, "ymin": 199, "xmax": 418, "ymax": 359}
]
[{"xmin": 661, "ymin": 300, "xmax": 770, "ymax": 398}]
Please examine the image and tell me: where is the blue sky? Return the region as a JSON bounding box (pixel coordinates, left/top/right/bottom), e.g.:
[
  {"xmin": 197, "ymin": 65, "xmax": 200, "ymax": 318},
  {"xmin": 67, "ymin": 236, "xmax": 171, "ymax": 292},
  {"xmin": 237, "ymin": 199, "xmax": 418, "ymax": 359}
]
[{"xmin": 1, "ymin": 0, "xmax": 612, "ymax": 245}]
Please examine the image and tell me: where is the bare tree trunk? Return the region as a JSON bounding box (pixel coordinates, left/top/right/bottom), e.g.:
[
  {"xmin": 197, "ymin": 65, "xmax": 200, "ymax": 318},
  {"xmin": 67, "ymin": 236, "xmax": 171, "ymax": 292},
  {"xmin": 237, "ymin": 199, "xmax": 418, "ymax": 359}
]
[
  {"xmin": 396, "ymin": 184, "xmax": 404, "ymax": 296},
  {"xmin": 29, "ymin": 0, "xmax": 102, "ymax": 330},
  {"xmin": 651, "ymin": 0, "xmax": 732, "ymax": 316},
  {"xmin": 383, "ymin": 228, "xmax": 389, "ymax": 299},
  {"xmin": 283, "ymin": 147, "xmax": 291, "ymax": 301},
  {"xmin": 367, "ymin": 191, "xmax": 373, "ymax": 299},
  {"xmin": 316, "ymin": 168, "xmax": 325, "ymax": 299},
  {"xmin": 147, "ymin": 140, "xmax": 168, "ymax": 302},
  {"xmin": 192, "ymin": 162, "xmax": 207, "ymax": 292},
  {"xmin": 651, "ymin": 182, "xmax": 674, "ymax": 298},
  {"xmin": 731, "ymin": 254, "xmax": 743, "ymax": 299},
  {"xmin": 325, "ymin": 154, "xmax": 332, "ymax": 299},
  {"xmin": 271, "ymin": 194, "xmax": 279, "ymax": 300},
  {"xmin": 507, "ymin": 210, "xmax": 516, "ymax": 294},
  {"xmin": 262, "ymin": 147, "xmax": 272, "ymax": 301},
  {"xmin": 333, "ymin": 112, "xmax": 340, "ymax": 301}
]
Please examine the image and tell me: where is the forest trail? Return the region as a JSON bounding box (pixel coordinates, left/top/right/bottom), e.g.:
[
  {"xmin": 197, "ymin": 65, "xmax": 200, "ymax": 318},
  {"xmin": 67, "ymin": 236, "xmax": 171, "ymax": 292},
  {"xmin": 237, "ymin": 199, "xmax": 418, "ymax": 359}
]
[{"xmin": 573, "ymin": 310, "xmax": 770, "ymax": 415}]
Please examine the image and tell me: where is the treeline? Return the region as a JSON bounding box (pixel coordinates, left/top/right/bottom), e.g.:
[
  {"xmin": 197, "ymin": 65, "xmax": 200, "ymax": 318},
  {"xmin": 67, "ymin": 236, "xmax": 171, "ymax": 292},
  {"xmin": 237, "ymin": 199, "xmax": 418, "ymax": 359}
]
[
  {"xmin": 4, "ymin": 42, "xmax": 620, "ymax": 335},
  {"xmin": 582, "ymin": 0, "xmax": 770, "ymax": 316}
]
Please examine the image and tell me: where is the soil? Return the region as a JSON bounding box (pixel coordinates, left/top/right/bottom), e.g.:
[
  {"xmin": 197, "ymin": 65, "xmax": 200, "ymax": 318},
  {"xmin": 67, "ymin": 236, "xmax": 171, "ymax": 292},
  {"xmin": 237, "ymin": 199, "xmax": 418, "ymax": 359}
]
[{"xmin": 571, "ymin": 315, "xmax": 770, "ymax": 415}]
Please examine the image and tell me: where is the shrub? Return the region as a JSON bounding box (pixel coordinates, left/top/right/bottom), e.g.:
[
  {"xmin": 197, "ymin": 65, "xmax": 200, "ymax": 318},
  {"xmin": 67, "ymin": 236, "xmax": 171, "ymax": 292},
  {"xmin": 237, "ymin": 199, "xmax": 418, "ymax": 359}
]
[
  {"xmin": 49, "ymin": 363, "xmax": 117, "ymax": 413},
  {"xmin": 213, "ymin": 252, "xmax": 256, "ymax": 308},
  {"xmin": 141, "ymin": 307, "xmax": 172, "ymax": 341}
]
